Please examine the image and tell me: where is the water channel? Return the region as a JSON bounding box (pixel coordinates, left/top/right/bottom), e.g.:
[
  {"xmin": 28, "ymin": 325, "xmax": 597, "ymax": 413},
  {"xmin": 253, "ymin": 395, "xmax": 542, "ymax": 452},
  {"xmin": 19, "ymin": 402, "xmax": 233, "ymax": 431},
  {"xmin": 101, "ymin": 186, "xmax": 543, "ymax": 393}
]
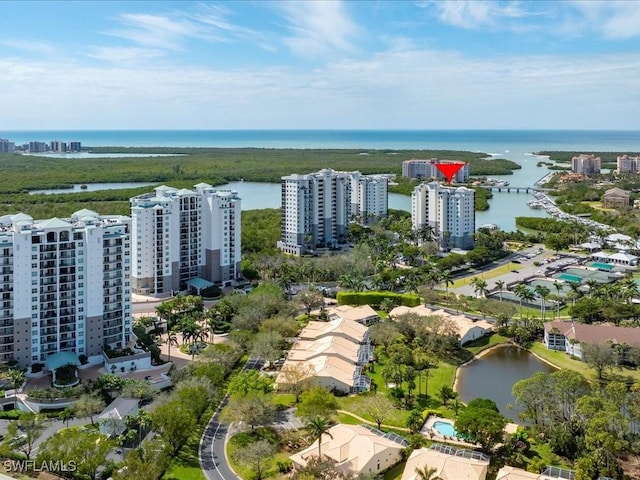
[{"xmin": 456, "ymin": 345, "xmax": 557, "ymax": 421}]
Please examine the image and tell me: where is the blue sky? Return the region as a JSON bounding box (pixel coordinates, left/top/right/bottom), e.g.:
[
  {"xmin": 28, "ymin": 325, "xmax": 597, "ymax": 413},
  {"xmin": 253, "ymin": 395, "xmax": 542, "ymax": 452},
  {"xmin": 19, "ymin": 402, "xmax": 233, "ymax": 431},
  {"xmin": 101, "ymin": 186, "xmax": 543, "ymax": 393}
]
[{"xmin": 1, "ymin": 1, "xmax": 640, "ymax": 130}]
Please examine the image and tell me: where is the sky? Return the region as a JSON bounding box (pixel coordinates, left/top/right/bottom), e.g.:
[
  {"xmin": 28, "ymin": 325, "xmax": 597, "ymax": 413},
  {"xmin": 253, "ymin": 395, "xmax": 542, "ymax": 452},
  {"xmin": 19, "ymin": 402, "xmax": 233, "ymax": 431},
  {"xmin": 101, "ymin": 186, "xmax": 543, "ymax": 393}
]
[{"xmin": 1, "ymin": 0, "xmax": 640, "ymax": 130}]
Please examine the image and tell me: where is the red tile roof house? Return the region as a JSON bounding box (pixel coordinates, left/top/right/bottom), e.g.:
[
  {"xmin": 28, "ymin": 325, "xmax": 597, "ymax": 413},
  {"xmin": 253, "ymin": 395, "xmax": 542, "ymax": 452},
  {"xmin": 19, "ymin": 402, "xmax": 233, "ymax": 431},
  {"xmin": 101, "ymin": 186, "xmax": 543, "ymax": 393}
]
[{"xmin": 543, "ymin": 320, "xmax": 640, "ymax": 360}]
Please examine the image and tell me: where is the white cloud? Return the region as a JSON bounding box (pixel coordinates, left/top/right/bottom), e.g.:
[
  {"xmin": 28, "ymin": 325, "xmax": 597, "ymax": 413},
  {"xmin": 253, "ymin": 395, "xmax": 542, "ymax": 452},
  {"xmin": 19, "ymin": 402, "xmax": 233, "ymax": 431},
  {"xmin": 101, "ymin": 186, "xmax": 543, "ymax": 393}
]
[
  {"xmin": 1, "ymin": 48, "xmax": 639, "ymax": 130},
  {"xmin": 0, "ymin": 38, "xmax": 58, "ymax": 56},
  {"xmin": 569, "ymin": 1, "xmax": 640, "ymax": 39},
  {"xmin": 277, "ymin": 1, "xmax": 361, "ymax": 58},
  {"xmin": 425, "ymin": 0, "xmax": 530, "ymax": 30},
  {"xmin": 86, "ymin": 47, "xmax": 165, "ymax": 63}
]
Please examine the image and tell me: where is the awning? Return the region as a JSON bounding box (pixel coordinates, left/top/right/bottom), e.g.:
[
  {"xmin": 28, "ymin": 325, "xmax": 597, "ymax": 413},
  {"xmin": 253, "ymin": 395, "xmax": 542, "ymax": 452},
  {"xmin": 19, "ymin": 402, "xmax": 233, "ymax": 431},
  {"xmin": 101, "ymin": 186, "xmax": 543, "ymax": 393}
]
[{"xmin": 186, "ymin": 277, "xmax": 214, "ymax": 292}]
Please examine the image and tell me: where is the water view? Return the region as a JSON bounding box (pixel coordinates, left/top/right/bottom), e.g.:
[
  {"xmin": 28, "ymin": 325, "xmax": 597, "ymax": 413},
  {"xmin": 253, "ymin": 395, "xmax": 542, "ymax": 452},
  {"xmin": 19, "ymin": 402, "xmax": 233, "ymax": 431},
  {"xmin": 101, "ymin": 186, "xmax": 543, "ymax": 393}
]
[
  {"xmin": 29, "ymin": 182, "xmax": 158, "ymax": 195},
  {"xmin": 456, "ymin": 345, "xmax": 556, "ymax": 421}
]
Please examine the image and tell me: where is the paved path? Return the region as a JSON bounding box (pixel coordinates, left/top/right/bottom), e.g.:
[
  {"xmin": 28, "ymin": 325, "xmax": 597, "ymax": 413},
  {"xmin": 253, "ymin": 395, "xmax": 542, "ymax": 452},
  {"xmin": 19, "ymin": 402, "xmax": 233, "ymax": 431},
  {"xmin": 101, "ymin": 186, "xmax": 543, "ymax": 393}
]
[{"xmin": 199, "ymin": 357, "xmax": 264, "ymax": 480}]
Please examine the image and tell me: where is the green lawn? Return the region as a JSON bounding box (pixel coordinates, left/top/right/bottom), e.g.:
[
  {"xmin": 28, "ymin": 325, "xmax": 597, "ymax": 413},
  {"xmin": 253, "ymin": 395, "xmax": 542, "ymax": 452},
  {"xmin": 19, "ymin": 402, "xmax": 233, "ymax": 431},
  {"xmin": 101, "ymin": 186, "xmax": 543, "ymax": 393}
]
[
  {"xmin": 162, "ymin": 408, "xmax": 210, "ymax": 480},
  {"xmin": 451, "ymin": 263, "xmax": 523, "ymax": 288},
  {"xmin": 530, "ymin": 342, "xmax": 640, "ymax": 382},
  {"xmin": 382, "ymin": 462, "xmax": 405, "ymax": 480}
]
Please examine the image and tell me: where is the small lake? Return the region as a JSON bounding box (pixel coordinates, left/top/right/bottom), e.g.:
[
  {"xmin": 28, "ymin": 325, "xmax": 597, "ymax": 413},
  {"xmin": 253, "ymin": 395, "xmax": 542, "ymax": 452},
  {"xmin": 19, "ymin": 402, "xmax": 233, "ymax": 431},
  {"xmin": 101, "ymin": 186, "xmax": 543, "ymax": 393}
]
[
  {"xmin": 456, "ymin": 345, "xmax": 556, "ymax": 421},
  {"xmin": 29, "ymin": 182, "xmax": 158, "ymax": 195}
]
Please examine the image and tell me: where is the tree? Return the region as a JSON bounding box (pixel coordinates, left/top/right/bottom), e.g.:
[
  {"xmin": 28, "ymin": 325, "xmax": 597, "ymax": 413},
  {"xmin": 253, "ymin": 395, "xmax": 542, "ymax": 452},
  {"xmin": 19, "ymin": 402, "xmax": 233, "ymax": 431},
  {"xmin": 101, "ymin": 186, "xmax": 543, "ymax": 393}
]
[
  {"xmin": 232, "ymin": 440, "xmax": 276, "ymax": 480},
  {"xmin": 279, "ymin": 363, "xmax": 315, "ymax": 403},
  {"xmin": 7, "ymin": 369, "xmax": 25, "ymax": 399},
  {"xmin": 494, "ymin": 280, "xmax": 506, "ymax": 301},
  {"xmin": 175, "ymin": 377, "xmax": 217, "ymax": 421},
  {"xmin": 415, "ymin": 465, "xmax": 443, "ymax": 480},
  {"xmin": 471, "ymin": 277, "xmax": 488, "ymax": 299},
  {"xmin": 297, "ymin": 288, "xmax": 325, "ymax": 316},
  {"xmin": 582, "ymin": 342, "xmax": 618, "ymax": 380},
  {"xmin": 406, "ymin": 410, "xmax": 424, "ymax": 434},
  {"xmin": 296, "ymin": 387, "xmax": 339, "ymax": 421},
  {"xmin": 74, "ymin": 394, "xmax": 105, "ymax": 425},
  {"xmin": 36, "ymin": 428, "xmax": 115, "ymax": 480},
  {"xmin": 113, "ymin": 438, "xmax": 171, "ymax": 480},
  {"xmin": 59, "ymin": 407, "xmax": 74, "ymax": 428},
  {"xmin": 151, "ymin": 400, "xmax": 197, "ymax": 455},
  {"xmin": 7, "ymin": 413, "xmax": 46, "ymax": 460},
  {"xmin": 251, "ymin": 331, "xmax": 284, "ymax": 367},
  {"xmin": 165, "ymin": 330, "xmax": 179, "ymax": 362},
  {"xmin": 439, "ymin": 385, "xmax": 456, "ymax": 406},
  {"xmin": 534, "ymin": 284, "xmax": 550, "ymax": 322},
  {"xmin": 220, "ymin": 394, "xmax": 276, "ymax": 430},
  {"xmin": 228, "ymin": 369, "xmax": 273, "ymax": 397},
  {"xmin": 455, "ymin": 398, "xmax": 507, "ymax": 452},
  {"xmin": 361, "ymin": 394, "xmax": 395, "ymax": 429},
  {"xmin": 307, "ymin": 416, "xmax": 333, "ymax": 458}
]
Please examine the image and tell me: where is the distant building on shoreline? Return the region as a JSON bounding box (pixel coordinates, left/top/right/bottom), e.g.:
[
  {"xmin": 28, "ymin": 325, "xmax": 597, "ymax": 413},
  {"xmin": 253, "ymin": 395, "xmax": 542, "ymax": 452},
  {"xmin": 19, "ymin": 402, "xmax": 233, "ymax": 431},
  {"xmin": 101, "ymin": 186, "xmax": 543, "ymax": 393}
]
[
  {"xmin": 277, "ymin": 168, "xmax": 388, "ymax": 256},
  {"xmin": 402, "ymin": 158, "xmax": 470, "ymax": 183},
  {"xmin": 411, "ymin": 181, "xmax": 475, "ymax": 250},
  {"xmin": 130, "ymin": 184, "xmax": 241, "ymax": 295},
  {"xmin": 571, "ymin": 154, "xmax": 601, "ymax": 175},
  {"xmin": 617, "ymin": 154, "xmax": 640, "ymax": 174}
]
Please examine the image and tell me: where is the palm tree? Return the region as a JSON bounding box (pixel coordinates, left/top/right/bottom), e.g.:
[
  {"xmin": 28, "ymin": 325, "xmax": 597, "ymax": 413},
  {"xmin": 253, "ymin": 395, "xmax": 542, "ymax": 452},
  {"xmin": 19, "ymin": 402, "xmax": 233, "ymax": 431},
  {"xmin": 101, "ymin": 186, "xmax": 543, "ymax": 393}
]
[
  {"xmin": 471, "ymin": 277, "xmax": 488, "ymax": 299},
  {"xmin": 8, "ymin": 369, "xmax": 25, "ymax": 401},
  {"xmin": 585, "ymin": 279, "xmax": 599, "ymax": 298},
  {"xmin": 440, "ymin": 270, "xmax": 453, "ymax": 299},
  {"xmin": 59, "ymin": 407, "xmax": 74, "ymax": 428},
  {"xmin": 415, "ymin": 465, "xmax": 443, "ymax": 480},
  {"xmin": 534, "ymin": 285, "xmax": 550, "ymax": 322},
  {"xmin": 567, "ymin": 281, "xmax": 582, "ymax": 306},
  {"xmin": 166, "ymin": 330, "xmax": 179, "ymax": 362},
  {"xmin": 495, "ymin": 280, "xmax": 505, "ymax": 301},
  {"xmin": 512, "ymin": 284, "xmax": 528, "ymax": 321},
  {"xmin": 553, "ymin": 282, "xmax": 563, "ymax": 318},
  {"xmin": 307, "ymin": 416, "xmax": 333, "ymax": 458}
]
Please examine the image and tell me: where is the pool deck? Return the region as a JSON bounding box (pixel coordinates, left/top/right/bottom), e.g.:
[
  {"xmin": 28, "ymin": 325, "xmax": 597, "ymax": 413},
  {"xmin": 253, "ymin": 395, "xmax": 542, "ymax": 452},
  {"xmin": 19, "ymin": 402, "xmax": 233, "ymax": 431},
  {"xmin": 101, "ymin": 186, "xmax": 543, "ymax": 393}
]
[{"xmin": 421, "ymin": 415, "xmax": 478, "ymax": 448}]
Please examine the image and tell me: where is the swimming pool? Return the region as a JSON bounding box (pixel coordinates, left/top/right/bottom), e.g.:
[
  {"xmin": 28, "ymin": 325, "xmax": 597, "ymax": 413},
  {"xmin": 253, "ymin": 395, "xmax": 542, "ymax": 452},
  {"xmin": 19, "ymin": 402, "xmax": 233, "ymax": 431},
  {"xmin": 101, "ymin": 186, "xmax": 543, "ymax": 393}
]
[{"xmin": 432, "ymin": 420, "xmax": 458, "ymax": 437}]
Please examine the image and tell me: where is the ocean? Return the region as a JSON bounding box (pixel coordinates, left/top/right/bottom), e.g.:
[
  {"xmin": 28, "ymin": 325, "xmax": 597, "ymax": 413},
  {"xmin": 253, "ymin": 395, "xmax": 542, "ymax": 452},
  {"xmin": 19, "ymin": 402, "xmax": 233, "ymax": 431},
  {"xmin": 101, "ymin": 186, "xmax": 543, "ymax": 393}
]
[{"xmin": 4, "ymin": 129, "xmax": 640, "ymax": 154}]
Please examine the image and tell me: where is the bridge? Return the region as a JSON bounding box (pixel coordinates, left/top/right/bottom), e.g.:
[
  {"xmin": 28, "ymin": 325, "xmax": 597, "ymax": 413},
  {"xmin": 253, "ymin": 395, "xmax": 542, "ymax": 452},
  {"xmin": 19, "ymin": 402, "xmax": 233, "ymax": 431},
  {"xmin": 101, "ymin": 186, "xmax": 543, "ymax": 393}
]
[{"xmin": 479, "ymin": 185, "xmax": 539, "ymax": 194}]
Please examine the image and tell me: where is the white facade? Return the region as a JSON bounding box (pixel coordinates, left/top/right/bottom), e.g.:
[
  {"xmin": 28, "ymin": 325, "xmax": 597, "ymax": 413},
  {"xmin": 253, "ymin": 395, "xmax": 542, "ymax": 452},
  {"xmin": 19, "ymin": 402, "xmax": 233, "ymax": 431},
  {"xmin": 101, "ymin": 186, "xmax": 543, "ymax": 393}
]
[
  {"xmin": 131, "ymin": 184, "xmax": 241, "ymax": 295},
  {"xmin": 571, "ymin": 154, "xmax": 601, "ymax": 175},
  {"xmin": 402, "ymin": 159, "xmax": 470, "ymax": 183},
  {"xmin": 617, "ymin": 155, "xmax": 640, "ymax": 174},
  {"xmin": 0, "ymin": 210, "xmax": 131, "ymax": 368},
  {"xmin": 412, "ymin": 181, "xmax": 475, "ymax": 250},
  {"xmin": 278, "ymin": 169, "xmax": 388, "ymax": 255}
]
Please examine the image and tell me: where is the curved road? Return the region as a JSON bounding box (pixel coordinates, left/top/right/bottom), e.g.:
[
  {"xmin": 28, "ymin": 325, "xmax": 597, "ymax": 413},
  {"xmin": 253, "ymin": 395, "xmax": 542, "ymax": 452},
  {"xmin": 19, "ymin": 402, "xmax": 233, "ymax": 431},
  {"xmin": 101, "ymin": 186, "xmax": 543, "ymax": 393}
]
[{"xmin": 199, "ymin": 357, "xmax": 264, "ymax": 480}]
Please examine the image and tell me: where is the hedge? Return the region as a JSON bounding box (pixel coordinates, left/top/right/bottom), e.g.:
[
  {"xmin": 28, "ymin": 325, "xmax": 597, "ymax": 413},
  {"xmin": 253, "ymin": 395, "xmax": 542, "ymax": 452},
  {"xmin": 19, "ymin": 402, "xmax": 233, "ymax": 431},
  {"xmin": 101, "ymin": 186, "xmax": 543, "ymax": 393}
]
[{"xmin": 336, "ymin": 291, "xmax": 420, "ymax": 308}]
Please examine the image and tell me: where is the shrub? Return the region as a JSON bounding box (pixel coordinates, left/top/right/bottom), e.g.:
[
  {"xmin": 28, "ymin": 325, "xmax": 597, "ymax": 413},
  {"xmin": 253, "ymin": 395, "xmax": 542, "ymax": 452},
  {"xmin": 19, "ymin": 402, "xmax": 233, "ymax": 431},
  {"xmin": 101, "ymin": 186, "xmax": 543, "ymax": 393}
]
[
  {"xmin": 336, "ymin": 291, "xmax": 420, "ymax": 308},
  {"xmin": 200, "ymin": 285, "xmax": 222, "ymax": 298}
]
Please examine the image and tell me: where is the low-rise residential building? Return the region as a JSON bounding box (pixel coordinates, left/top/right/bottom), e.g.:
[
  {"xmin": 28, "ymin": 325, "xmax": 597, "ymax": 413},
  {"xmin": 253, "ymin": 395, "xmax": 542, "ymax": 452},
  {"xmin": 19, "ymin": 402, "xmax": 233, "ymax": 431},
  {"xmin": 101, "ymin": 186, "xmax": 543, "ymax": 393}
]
[
  {"xmin": 326, "ymin": 304, "xmax": 381, "ymax": 326},
  {"xmin": 98, "ymin": 398, "xmax": 139, "ymax": 437},
  {"xmin": 401, "ymin": 444, "xmax": 490, "ymax": 480},
  {"xmin": 495, "ymin": 466, "xmax": 542, "ymax": 480},
  {"xmin": 602, "ymin": 187, "xmax": 630, "ymax": 208},
  {"xmin": 544, "ymin": 320, "xmax": 640, "ymax": 359},
  {"xmin": 290, "ymin": 424, "xmax": 405, "ymax": 476},
  {"xmin": 389, "ymin": 306, "xmax": 493, "ymax": 345},
  {"xmin": 275, "ymin": 317, "xmax": 372, "ymax": 394}
]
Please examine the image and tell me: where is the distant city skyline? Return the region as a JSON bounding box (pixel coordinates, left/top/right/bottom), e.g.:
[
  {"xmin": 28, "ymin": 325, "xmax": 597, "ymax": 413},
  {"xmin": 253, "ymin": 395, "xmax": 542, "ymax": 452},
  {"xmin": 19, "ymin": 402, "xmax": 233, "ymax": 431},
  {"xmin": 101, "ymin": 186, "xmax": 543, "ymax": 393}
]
[{"xmin": 1, "ymin": 1, "xmax": 639, "ymax": 130}]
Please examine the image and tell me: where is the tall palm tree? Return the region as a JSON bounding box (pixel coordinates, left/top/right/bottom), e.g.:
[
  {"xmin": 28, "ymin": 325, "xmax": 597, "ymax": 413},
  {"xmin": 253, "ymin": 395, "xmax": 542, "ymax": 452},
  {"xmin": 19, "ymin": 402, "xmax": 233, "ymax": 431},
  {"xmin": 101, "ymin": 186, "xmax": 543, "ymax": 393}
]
[
  {"xmin": 166, "ymin": 330, "xmax": 179, "ymax": 362},
  {"xmin": 553, "ymin": 282, "xmax": 563, "ymax": 318},
  {"xmin": 534, "ymin": 285, "xmax": 550, "ymax": 322},
  {"xmin": 307, "ymin": 416, "xmax": 333, "ymax": 458},
  {"xmin": 415, "ymin": 465, "xmax": 443, "ymax": 480},
  {"xmin": 512, "ymin": 284, "xmax": 528, "ymax": 321},
  {"xmin": 585, "ymin": 279, "xmax": 599, "ymax": 298},
  {"xmin": 567, "ymin": 281, "xmax": 582, "ymax": 306},
  {"xmin": 440, "ymin": 270, "xmax": 454, "ymax": 299},
  {"xmin": 471, "ymin": 277, "xmax": 488, "ymax": 299},
  {"xmin": 495, "ymin": 280, "xmax": 505, "ymax": 301}
]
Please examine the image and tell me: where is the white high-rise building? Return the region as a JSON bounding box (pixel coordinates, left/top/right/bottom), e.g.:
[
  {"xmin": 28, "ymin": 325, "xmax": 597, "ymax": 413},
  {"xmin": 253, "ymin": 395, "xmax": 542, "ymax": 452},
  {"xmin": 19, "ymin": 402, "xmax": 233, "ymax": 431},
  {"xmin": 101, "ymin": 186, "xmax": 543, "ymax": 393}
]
[
  {"xmin": 411, "ymin": 181, "xmax": 475, "ymax": 250},
  {"xmin": 617, "ymin": 155, "xmax": 640, "ymax": 174},
  {"xmin": 402, "ymin": 159, "xmax": 470, "ymax": 183},
  {"xmin": 278, "ymin": 169, "xmax": 388, "ymax": 255},
  {"xmin": 0, "ymin": 210, "xmax": 131, "ymax": 368},
  {"xmin": 131, "ymin": 184, "xmax": 241, "ymax": 295},
  {"xmin": 571, "ymin": 154, "xmax": 601, "ymax": 175}
]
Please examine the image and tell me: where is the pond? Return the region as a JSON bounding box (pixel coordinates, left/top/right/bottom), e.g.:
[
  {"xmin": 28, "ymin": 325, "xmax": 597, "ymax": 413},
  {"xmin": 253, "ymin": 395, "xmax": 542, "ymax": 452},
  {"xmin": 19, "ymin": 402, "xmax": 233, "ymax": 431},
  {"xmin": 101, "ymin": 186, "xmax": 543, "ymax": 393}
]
[{"xmin": 456, "ymin": 345, "xmax": 556, "ymax": 421}]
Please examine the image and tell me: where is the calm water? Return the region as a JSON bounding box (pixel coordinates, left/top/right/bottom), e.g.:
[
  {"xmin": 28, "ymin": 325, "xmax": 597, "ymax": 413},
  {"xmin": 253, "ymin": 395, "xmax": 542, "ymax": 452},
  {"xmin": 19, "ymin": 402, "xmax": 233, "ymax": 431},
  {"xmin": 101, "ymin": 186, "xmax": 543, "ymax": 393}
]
[
  {"xmin": 29, "ymin": 182, "xmax": 157, "ymax": 195},
  {"xmin": 456, "ymin": 345, "xmax": 556, "ymax": 421},
  {"xmin": 7, "ymin": 130, "xmax": 640, "ymax": 230}
]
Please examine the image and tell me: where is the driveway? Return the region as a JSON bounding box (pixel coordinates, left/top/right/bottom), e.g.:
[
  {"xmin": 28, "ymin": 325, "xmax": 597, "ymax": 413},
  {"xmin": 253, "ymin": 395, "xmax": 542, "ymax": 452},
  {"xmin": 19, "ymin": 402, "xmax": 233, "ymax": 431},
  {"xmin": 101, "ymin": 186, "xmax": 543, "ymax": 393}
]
[{"xmin": 272, "ymin": 408, "xmax": 304, "ymax": 431}]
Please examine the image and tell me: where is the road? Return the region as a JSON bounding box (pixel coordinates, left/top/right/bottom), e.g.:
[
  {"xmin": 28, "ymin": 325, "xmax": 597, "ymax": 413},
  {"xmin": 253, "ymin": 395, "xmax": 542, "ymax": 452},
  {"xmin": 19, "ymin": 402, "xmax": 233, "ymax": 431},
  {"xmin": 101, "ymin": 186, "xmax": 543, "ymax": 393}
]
[{"xmin": 199, "ymin": 356, "xmax": 264, "ymax": 480}]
